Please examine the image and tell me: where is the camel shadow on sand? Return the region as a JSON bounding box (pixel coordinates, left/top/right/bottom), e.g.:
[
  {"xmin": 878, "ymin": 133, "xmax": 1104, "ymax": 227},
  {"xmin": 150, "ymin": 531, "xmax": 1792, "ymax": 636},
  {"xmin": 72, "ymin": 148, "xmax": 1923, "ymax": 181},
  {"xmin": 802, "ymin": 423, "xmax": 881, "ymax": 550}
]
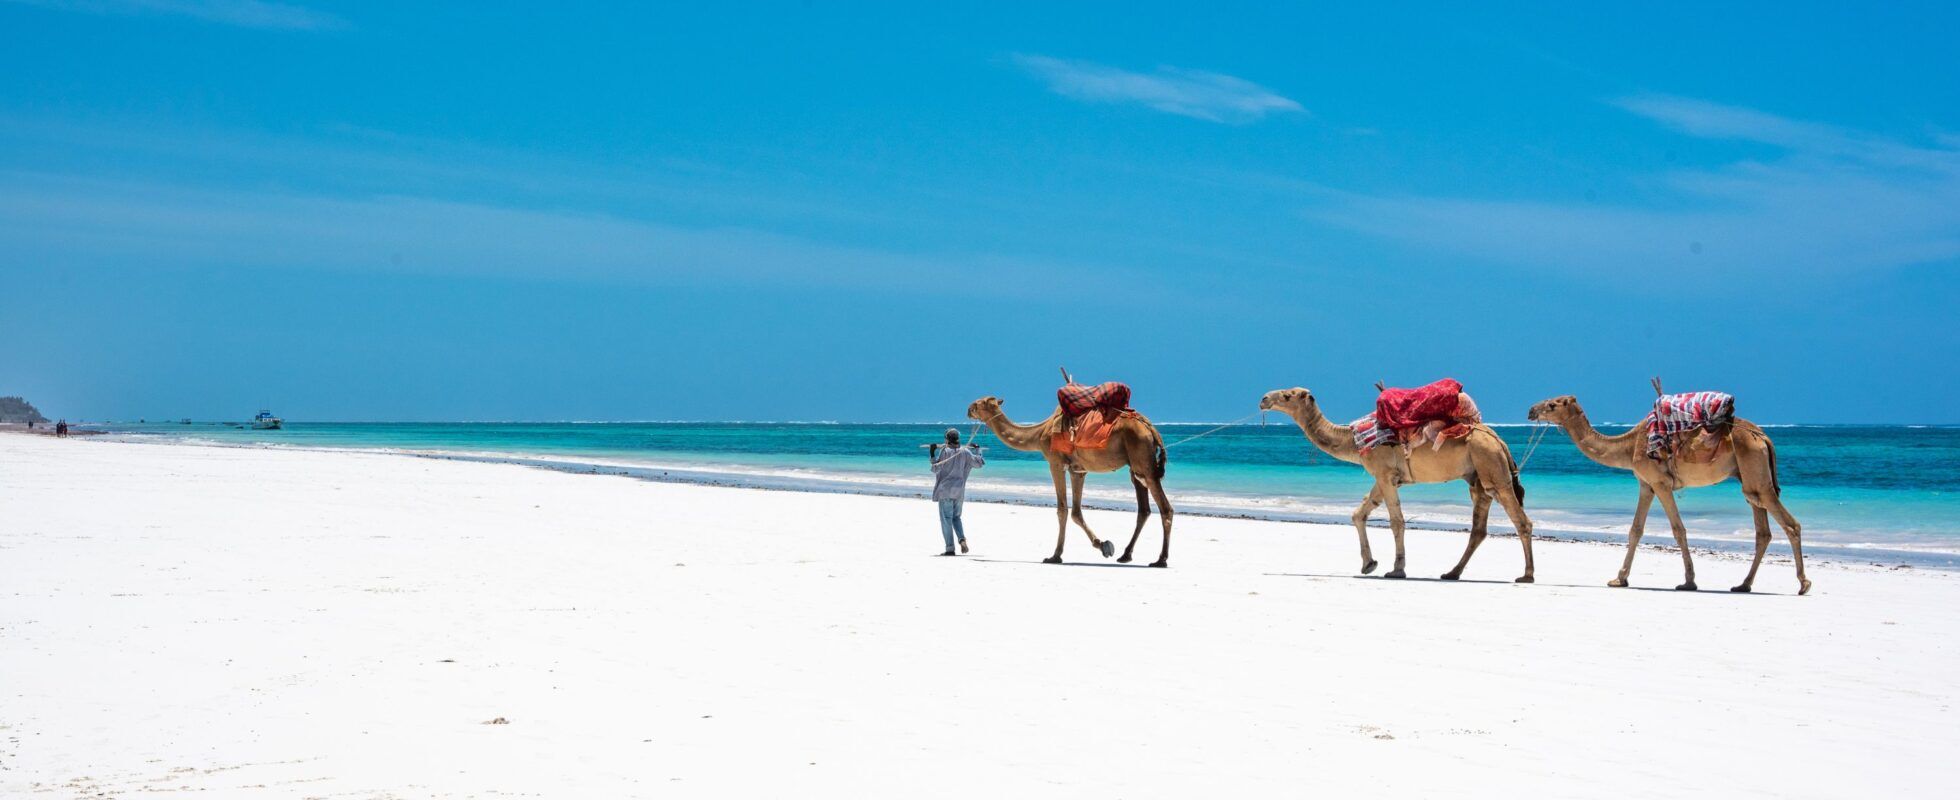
[
  {"xmin": 956, "ymin": 560, "xmax": 1795, "ymax": 594},
  {"xmin": 968, "ymin": 558, "xmax": 1158, "ymax": 569},
  {"xmin": 1264, "ymin": 571, "xmax": 1791, "ymax": 595}
]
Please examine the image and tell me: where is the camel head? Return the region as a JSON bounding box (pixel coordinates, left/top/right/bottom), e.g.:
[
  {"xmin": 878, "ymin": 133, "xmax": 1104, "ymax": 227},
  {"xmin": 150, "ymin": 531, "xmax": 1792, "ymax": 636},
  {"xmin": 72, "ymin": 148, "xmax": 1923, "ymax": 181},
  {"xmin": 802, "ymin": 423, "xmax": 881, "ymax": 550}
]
[
  {"xmin": 1259, "ymin": 387, "xmax": 1317, "ymax": 416},
  {"xmin": 1526, "ymin": 395, "xmax": 1582, "ymax": 424},
  {"xmin": 966, "ymin": 396, "xmax": 1005, "ymax": 423}
]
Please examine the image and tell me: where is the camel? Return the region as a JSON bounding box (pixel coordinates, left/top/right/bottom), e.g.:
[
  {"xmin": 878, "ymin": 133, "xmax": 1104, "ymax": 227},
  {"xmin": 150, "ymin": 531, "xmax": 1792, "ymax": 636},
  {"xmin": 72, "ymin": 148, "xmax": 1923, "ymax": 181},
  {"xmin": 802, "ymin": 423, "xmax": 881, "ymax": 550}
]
[
  {"xmin": 1259, "ymin": 388, "xmax": 1536, "ymax": 582},
  {"xmin": 1526, "ymin": 395, "xmax": 1809, "ymax": 595},
  {"xmin": 966, "ymin": 395, "xmax": 1174, "ymax": 566}
]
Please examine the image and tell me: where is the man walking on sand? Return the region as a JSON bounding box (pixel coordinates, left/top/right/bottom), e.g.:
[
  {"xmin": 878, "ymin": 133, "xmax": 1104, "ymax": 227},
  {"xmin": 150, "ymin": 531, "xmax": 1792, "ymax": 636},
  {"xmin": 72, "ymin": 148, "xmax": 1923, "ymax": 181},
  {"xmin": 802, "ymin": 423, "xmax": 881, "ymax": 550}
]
[{"xmin": 929, "ymin": 428, "xmax": 984, "ymax": 556}]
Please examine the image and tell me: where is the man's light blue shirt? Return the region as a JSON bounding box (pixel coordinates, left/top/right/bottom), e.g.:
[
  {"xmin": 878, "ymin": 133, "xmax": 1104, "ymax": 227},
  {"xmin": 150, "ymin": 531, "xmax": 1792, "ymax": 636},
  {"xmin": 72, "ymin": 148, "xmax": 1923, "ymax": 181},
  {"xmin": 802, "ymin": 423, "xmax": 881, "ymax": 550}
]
[{"xmin": 930, "ymin": 445, "xmax": 984, "ymax": 501}]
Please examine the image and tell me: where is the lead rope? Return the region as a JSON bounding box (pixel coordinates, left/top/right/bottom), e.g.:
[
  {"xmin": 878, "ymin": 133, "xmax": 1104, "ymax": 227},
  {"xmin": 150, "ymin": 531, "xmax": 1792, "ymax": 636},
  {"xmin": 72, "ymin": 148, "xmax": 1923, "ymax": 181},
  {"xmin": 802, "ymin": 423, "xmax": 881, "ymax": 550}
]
[
  {"xmin": 966, "ymin": 412, "xmax": 1002, "ymax": 450},
  {"xmin": 1160, "ymin": 410, "xmax": 1264, "ymax": 450},
  {"xmin": 1516, "ymin": 421, "xmax": 1554, "ymax": 472}
]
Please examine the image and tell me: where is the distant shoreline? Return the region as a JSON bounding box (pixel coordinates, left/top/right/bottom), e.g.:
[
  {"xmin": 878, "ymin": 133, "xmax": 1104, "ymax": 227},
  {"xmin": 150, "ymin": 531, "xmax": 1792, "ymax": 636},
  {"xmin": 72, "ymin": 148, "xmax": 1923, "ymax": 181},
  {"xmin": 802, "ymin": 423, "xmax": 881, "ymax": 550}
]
[{"xmin": 0, "ymin": 421, "xmax": 104, "ymax": 437}]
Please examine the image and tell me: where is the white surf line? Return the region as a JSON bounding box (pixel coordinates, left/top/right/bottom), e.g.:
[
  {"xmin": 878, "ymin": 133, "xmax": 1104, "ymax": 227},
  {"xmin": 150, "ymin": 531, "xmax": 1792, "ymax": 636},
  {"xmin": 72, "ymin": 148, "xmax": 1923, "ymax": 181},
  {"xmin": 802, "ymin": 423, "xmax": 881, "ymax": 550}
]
[{"xmin": 75, "ymin": 432, "xmax": 1957, "ymax": 569}]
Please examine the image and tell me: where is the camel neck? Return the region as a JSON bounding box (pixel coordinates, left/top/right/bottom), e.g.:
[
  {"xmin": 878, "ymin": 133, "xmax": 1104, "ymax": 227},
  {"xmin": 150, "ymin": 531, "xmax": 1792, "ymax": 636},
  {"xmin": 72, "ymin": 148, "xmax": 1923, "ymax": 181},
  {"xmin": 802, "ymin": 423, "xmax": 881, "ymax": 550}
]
[
  {"xmin": 1289, "ymin": 404, "xmax": 1363, "ymax": 465},
  {"xmin": 980, "ymin": 410, "xmax": 1051, "ymax": 452},
  {"xmin": 1558, "ymin": 410, "xmax": 1637, "ymax": 470}
]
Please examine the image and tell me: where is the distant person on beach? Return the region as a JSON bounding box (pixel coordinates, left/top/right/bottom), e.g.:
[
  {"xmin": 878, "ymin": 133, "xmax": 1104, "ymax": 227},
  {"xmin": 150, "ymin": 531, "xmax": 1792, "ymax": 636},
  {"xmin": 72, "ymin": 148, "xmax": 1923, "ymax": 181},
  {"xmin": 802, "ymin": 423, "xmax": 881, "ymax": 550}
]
[
  {"xmin": 929, "ymin": 428, "xmax": 984, "ymax": 556},
  {"xmin": 55, "ymin": 420, "xmax": 68, "ymax": 437}
]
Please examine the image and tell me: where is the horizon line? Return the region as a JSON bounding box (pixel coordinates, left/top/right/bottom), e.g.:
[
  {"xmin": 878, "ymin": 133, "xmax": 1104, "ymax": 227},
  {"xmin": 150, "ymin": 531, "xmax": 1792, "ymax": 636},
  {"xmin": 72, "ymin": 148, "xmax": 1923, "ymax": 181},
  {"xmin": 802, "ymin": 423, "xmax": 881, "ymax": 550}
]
[{"xmin": 69, "ymin": 418, "xmax": 1960, "ymax": 429}]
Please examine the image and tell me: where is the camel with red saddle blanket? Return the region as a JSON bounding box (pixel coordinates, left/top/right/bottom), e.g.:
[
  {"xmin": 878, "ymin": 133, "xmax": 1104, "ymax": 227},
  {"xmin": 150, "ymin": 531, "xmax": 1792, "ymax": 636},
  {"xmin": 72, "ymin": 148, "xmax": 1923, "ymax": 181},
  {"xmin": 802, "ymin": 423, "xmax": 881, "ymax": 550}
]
[
  {"xmin": 967, "ymin": 371, "xmax": 1174, "ymax": 566},
  {"xmin": 1526, "ymin": 384, "xmax": 1809, "ymax": 595},
  {"xmin": 1260, "ymin": 381, "xmax": 1537, "ymax": 583}
]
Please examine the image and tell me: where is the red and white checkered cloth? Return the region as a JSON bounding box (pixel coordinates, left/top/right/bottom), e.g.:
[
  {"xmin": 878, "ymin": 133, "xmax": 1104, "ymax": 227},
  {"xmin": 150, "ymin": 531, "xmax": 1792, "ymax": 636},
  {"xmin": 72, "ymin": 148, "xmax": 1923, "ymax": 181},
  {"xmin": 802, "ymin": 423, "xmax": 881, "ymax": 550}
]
[
  {"xmin": 1644, "ymin": 391, "xmax": 1735, "ymax": 458},
  {"xmin": 1057, "ymin": 381, "xmax": 1131, "ymax": 417},
  {"xmin": 1350, "ymin": 413, "xmax": 1398, "ymax": 453}
]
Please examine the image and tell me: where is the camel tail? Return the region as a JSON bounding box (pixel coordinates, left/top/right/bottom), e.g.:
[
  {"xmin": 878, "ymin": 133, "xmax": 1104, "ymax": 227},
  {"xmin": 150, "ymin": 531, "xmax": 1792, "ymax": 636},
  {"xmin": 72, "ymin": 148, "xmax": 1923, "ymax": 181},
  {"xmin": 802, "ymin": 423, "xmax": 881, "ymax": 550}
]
[
  {"xmin": 1764, "ymin": 429, "xmax": 1782, "ymax": 495},
  {"xmin": 1490, "ymin": 426, "xmax": 1524, "ymax": 502},
  {"xmin": 1153, "ymin": 431, "xmax": 1168, "ymax": 479},
  {"xmin": 1129, "ymin": 412, "xmax": 1168, "ymax": 479},
  {"xmin": 1737, "ymin": 420, "xmax": 1781, "ymax": 495}
]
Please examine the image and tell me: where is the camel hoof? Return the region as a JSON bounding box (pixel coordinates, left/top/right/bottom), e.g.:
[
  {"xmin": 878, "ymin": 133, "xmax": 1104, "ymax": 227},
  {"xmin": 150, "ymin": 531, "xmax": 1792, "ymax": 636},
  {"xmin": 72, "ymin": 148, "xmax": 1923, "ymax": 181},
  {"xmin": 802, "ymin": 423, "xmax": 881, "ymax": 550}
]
[
  {"xmin": 1800, "ymin": 579, "xmax": 1813, "ymax": 596},
  {"xmin": 1607, "ymin": 578, "xmax": 1628, "ymax": 588},
  {"xmin": 1514, "ymin": 575, "xmax": 1534, "ymax": 584},
  {"xmin": 1042, "ymin": 556, "xmax": 1063, "ymax": 565},
  {"xmin": 1117, "ymin": 553, "xmax": 1133, "ymax": 564},
  {"xmin": 1098, "ymin": 541, "xmax": 1115, "ymax": 558},
  {"xmin": 1361, "ymin": 560, "xmax": 1379, "ymax": 575},
  {"xmin": 1439, "ymin": 571, "xmax": 1461, "ymax": 581},
  {"xmin": 1384, "ymin": 569, "xmax": 1407, "ymax": 579},
  {"xmin": 1730, "ymin": 584, "xmax": 1752, "ymax": 593},
  {"xmin": 1676, "ymin": 582, "xmax": 1698, "ymax": 591},
  {"xmin": 1149, "ymin": 560, "xmax": 1168, "ymax": 568}
]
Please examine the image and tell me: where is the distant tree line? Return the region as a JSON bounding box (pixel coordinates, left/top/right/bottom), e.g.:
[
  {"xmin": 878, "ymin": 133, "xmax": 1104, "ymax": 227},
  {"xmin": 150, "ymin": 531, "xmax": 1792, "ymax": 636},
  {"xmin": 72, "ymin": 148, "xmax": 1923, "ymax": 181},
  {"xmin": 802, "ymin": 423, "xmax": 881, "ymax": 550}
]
[{"xmin": 0, "ymin": 396, "xmax": 49, "ymax": 423}]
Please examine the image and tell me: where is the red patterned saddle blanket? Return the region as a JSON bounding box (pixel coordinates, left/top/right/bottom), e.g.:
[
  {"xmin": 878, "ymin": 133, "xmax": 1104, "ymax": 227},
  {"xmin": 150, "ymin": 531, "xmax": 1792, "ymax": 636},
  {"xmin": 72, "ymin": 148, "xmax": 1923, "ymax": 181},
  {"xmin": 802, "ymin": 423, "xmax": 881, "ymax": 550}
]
[
  {"xmin": 1358, "ymin": 378, "xmax": 1483, "ymax": 453},
  {"xmin": 1058, "ymin": 381, "xmax": 1131, "ymax": 416},
  {"xmin": 1053, "ymin": 381, "xmax": 1135, "ymax": 455}
]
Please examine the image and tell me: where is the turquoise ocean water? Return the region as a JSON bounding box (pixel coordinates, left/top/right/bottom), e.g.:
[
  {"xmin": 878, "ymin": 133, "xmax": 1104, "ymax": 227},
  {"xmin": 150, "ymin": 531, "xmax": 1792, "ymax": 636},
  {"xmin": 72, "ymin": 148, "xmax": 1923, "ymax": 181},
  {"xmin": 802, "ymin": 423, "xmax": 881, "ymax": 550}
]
[{"xmin": 99, "ymin": 420, "xmax": 1959, "ymax": 567}]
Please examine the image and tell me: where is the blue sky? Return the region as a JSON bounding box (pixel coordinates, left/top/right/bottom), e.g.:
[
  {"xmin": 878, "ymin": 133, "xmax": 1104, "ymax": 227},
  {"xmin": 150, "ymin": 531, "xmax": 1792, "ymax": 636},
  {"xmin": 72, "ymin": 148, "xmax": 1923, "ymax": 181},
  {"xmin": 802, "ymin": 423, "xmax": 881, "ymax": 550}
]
[{"xmin": 1, "ymin": 1, "xmax": 1955, "ymax": 423}]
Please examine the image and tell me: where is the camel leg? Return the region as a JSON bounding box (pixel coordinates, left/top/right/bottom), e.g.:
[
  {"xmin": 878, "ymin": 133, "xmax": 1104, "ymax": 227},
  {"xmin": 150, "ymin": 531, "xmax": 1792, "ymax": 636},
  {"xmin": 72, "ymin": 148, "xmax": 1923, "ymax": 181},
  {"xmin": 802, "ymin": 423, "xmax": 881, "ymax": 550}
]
[
  {"xmin": 1143, "ymin": 474, "xmax": 1174, "ymax": 567},
  {"xmin": 1118, "ymin": 476, "xmax": 1150, "ymax": 563},
  {"xmin": 1380, "ymin": 481, "xmax": 1408, "ymax": 579},
  {"xmin": 1044, "ymin": 461, "xmax": 1068, "ymax": 564},
  {"xmin": 1349, "ymin": 487, "xmax": 1382, "ymax": 574},
  {"xmin": 1732, "ymin": 505, "xmax": 1773, "ymax": 593},
  {"xmin": 1441, "ymin": 487, "xmax": 1490, "ymax": 581},
  {"xmin": 1610, "ymin": 485, "xmax": 1655, "ymax": 588},
  {"xmin": 1765, "ymin": 495, "xmax": 1810, "ymax": 596},
  {"xmin": 1068, "ymin": 470, "xmax": 1113, "ymax": 558},
  {"xmin": 1652, "ymin": 489, "xmax": 1697, "ymax": 591},
  {"xmin": 1492, "ymin": 481, "xmax": 1536, "ymax": 584},
  {"xmin": 1734, "ymin": 438, "xmax": 1810, "ymax": 595}
]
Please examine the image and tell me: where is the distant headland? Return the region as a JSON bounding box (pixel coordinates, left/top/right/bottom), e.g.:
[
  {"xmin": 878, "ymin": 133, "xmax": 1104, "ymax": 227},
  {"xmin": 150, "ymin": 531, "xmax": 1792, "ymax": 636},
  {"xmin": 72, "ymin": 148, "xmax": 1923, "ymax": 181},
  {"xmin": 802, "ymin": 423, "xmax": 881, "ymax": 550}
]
[{"xmin": 0, "ymin": 396, "xmax": 49, "ymax": 423}]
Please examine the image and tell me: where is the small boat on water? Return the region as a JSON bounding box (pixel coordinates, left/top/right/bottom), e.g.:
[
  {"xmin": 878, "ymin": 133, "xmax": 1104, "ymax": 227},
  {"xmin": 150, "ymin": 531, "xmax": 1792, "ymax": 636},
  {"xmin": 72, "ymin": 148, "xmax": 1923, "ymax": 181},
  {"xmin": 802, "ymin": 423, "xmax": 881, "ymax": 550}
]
[{"xmin": 252, "ymin": 410, "xmax": 283, "ymax": 430}]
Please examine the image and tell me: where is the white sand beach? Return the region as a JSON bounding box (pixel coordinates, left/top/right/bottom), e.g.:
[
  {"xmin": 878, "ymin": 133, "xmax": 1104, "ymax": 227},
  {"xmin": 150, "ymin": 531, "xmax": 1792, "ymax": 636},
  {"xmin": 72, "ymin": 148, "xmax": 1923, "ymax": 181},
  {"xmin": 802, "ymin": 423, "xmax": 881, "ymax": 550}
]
[{"xmin": 3, "ymin": 433, "xmax": 1956, "ymax": 798}]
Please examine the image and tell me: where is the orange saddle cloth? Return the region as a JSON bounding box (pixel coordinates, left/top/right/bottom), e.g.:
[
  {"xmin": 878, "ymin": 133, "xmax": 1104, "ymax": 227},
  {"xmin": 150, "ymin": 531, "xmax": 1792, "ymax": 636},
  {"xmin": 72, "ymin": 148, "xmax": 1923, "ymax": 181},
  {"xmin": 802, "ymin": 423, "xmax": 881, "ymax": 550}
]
[{"xmin": 1052, "ymin": 408, "xmax": 1122, "ymax": 455}]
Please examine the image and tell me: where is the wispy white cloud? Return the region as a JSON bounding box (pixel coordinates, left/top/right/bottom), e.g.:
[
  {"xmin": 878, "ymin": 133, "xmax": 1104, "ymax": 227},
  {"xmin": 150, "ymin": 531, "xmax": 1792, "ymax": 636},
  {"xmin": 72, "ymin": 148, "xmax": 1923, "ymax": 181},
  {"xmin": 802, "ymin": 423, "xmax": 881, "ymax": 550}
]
[
  {"xmin": 0, "ymin": 113, "xmax": 1237, "ymax": 308},
  {"xmin": 5, "ymin": 0, "xmax": 345, "ymax": 31},
  {"xmin": 1613, "ymin": 94, "xmax": 1959, "ymax": 174},
  {"xmin": 0, "ymin": 171, "xmax": 1115, "ymax": 301},
  {"xmin": 1314, "ymin": 95, "xmax": 1960, "ymax": 276},
  {"xmin": 1010, "ymin": 54, "xmax": 1303, "ymax": 124}
]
